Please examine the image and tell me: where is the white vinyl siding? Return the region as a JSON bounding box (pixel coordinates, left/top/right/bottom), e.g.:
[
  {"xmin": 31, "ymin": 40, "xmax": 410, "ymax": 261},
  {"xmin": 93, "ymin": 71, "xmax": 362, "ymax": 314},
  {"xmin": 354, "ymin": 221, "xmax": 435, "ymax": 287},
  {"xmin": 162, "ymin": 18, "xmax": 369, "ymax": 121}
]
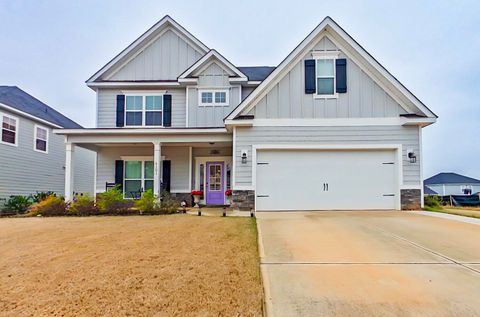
[{"xmin": 234, "ymin": 125, "xmax": 420, "ymax": 188}]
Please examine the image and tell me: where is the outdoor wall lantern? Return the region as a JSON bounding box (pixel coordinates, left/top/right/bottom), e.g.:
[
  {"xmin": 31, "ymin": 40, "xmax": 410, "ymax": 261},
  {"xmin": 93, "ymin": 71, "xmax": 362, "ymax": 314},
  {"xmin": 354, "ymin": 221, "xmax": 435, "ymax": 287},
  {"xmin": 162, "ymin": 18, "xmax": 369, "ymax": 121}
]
[
  {"xmin": 241, "ymin": 149, "xmax": 248, "ymax": 164},
  {"xmin": 408, "ymin": 150, "xmax": 417, "ymax": 163}
]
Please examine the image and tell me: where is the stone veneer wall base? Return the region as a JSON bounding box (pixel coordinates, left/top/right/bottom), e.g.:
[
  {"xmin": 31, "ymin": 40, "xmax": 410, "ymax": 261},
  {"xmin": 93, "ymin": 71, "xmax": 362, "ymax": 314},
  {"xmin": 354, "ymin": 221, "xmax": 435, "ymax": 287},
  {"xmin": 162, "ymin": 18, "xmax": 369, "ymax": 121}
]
[
  {"xmin": 400, "ymin": 189, "xmax": 421, "ymax": 210},
  {"xmin": 232, "ymin": 190, "xmax": 255, "ymax": 211}
]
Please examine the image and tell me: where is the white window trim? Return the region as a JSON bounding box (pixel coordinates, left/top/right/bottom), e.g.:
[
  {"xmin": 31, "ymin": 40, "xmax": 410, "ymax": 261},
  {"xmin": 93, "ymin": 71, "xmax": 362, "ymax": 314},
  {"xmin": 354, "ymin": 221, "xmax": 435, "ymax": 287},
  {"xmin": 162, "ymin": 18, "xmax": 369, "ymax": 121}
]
[
  {"xmin": 124, "ymin": 94, "xmax": 164, "ymax": 128},
  {"xmin": 198, "ymin": 89, "xmax": 229, "ymax": 106},
  {"xmin": 33, "ymin": 124, "xmax": 49, "ymax": 153},
  {"xmin": 0, "ymin": 112, "xmax": 19, "ymax": 147},
  {"xmin": 313, "ymin": 52, "xmax": 340, "ymax": 99},
  {"xmin": 123, "ymin": 159, "xmax": 154, "ymax": 199}
]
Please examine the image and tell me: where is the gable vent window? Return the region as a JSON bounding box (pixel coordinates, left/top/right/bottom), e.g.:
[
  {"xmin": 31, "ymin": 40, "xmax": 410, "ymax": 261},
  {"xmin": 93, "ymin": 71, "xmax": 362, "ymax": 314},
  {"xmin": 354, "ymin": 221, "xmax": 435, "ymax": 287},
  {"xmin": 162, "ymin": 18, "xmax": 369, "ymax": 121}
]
[
  {"xmin": 1, "ymin": 113, "xmax": 18, "ymax": 146},
  {"xmin": 199, "ymin": 90, "xmax": 229, "ymax": 106},
  {"xmin": 125, "ymin": 95, "xmax": 163, "ymax": 127},
  {"xmin": 34, "ymin": 125, "xmax": 48, "ymax": 153}
]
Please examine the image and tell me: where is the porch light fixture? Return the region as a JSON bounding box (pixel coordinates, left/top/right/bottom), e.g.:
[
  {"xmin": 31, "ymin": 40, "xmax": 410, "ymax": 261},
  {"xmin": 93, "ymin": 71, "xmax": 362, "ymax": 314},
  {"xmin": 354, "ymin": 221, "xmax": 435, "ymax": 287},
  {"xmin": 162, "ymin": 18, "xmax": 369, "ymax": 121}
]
[
  {"xmin": 408, "ymin": 151, "xmax": 417, "ymax": 163},
  {"xmin": 241, "ymin": 150, "xmax": 248, "ymax": 164}
]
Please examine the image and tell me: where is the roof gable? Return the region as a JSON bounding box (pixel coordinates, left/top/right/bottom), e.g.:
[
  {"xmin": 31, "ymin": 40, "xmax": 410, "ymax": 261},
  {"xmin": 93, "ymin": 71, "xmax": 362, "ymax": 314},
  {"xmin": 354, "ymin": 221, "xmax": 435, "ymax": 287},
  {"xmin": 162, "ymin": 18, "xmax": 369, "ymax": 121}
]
[
  {"xmin": 425, "ymin": 173, "xmax": 480, "ymax": 185},
  {"xmin": 178, "ymin": 49, "xmax": 247, "ymax": 81},
  {"xmin": 0, "ymin": 86, "xmax": 82, "ymax": 129},
  {"xmin": 87, "ymin": 15, "xmax": 209, "ymax": 83},
  {"xmin": 226, "ymin": 17, "xmax": 437, "ymax": 121}
]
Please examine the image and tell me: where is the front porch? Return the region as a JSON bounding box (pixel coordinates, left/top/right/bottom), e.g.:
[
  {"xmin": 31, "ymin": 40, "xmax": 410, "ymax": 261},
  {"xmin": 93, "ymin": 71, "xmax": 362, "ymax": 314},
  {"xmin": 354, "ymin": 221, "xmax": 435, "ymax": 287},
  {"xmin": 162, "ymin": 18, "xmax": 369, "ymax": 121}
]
[{"xmin": 56, "ymin": 128, "xmax": 233, "ymax": 207}]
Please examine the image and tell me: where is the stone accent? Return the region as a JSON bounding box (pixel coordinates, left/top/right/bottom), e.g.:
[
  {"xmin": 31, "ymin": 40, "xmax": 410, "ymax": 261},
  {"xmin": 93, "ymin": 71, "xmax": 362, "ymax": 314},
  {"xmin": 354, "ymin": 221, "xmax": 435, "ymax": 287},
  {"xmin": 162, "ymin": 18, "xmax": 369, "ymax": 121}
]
[
  {"xmin": 232, "ymin": 190, "xmax": 255, "ymax": 211},
  {"xmin": 401, "ymin": 189, "xmax": 421, "ymax": 210},
  {"xmin": 168, "ymin": 193, "xmax": 192, "ymax": 206}
]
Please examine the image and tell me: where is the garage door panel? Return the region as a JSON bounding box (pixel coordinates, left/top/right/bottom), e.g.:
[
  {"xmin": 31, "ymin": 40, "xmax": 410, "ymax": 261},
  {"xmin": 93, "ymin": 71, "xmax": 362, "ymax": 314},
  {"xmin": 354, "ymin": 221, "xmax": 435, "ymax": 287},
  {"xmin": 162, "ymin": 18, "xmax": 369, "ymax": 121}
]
[{"xmin": 256, "ymin": 150, "xmax": 397, "ymax": 211}]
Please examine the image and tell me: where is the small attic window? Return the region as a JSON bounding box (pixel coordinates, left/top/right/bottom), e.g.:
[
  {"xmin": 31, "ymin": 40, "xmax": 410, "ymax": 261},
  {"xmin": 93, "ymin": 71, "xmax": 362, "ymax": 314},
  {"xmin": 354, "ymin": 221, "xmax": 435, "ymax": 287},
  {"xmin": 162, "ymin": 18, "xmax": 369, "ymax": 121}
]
[{"xmin": 198, "ymin": 89, "xmax": 229, "ymax": 106}]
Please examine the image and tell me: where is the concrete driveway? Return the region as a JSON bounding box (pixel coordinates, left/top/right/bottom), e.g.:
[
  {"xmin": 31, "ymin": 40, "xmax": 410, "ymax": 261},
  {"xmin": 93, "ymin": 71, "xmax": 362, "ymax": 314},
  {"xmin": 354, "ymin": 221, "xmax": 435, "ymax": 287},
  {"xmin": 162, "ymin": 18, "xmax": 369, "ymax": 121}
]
[{"xmin": 256, "ymin": 211, "xmax": 480, "ymax": 317}]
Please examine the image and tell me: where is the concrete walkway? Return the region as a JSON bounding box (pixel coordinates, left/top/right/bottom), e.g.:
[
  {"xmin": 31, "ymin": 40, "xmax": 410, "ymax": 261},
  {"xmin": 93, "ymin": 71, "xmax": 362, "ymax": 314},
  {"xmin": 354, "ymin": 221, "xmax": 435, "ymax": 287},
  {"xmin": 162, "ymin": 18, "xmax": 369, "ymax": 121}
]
[{"xmin": 256, "ymin": 211, "xmax": 480, "ymax": 317}]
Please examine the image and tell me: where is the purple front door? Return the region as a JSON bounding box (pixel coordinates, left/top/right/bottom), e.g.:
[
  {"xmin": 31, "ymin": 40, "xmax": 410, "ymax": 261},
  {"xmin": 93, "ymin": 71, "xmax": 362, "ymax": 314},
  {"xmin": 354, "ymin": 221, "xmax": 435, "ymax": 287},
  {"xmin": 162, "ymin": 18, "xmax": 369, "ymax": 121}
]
[{"xmin": 206, "ymin": 161, "xmax": 224, "ymax": 205}]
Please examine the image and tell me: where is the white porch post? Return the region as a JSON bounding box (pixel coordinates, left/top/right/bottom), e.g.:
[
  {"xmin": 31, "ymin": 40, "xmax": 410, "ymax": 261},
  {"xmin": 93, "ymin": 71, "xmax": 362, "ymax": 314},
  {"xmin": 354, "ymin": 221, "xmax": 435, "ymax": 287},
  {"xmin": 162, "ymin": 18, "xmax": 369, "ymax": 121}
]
[
  {"xmin": 153, "ymin": 142, "xmax": 162, "ymax": 197},
  {"xmin": 65, "ymin": 142, "xmax": 75, "ymax": 201}
]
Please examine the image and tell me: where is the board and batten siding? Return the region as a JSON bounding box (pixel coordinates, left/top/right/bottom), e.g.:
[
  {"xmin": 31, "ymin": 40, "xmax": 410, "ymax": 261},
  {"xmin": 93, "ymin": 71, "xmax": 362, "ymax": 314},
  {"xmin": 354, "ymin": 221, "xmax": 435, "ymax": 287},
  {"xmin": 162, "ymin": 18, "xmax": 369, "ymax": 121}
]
[
  {"xmin": 96, "ymin": 145, "xmax": 190, "ymax": 193},
  {"xmin": 248, "ymin": 37, "xmax": 407, "ymax": 119},
  {"xmin": 107, "ymin": 29, "xmax": 203, "ymax": 81},
  {"xmin": 0, "ymin": 110, "xmax": 94, "ymax": 201},
  {"xmin": 234, "ymin": 125, "xmax": 420, "ymax": 187},
  {"xmin": 187, "ymin": 62, "xmax": 241, "ymax": 127},
  {"xmin": 96, "ymin": 88, "xmax": 186, "ymax": 128}
]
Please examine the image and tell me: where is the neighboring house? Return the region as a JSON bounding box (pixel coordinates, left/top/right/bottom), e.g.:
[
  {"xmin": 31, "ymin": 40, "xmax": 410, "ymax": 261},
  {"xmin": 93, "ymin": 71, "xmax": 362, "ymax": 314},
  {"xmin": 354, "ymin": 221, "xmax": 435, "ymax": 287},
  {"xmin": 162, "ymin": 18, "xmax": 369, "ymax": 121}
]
[
  {"xmin": 55, "ymin": 16, "xmax": 436, "ymax": 211},
  {"xmin": 424, "ymin": 173, "xmax": 480, "ymax": 196},
  {"xmin": 0, "ymin": 86, "xmax": 95, "ymax": 202}
]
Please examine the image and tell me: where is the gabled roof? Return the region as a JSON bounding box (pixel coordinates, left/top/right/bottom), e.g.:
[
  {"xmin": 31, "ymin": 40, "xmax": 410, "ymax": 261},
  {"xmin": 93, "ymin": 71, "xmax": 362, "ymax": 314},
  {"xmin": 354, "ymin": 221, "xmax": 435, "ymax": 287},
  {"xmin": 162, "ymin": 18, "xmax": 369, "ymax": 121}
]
[
  {"xmin": 424, "ymin": 185, "xmax": 438, "ymax": 195},
  {"xmin": 226, "ymin": 16, "xmax": 437, "ymax": 120},
  {"xmin": 87, "ymin": 15, "xmax": 209, "ymax": 83},
  {"xmin": 178, "ymin": 49, "xmax": 247, "ymax": 81},
  {"xmin": 425, "ymin": 173, "xmax": 480, "ymax": 185},
  {"xmin": 0, "ymin": 86, "xmax": 82, "ymax": 129},
  {"xmin": 238, "ymin": 66, "xmax": 276, "ymax": 81}
]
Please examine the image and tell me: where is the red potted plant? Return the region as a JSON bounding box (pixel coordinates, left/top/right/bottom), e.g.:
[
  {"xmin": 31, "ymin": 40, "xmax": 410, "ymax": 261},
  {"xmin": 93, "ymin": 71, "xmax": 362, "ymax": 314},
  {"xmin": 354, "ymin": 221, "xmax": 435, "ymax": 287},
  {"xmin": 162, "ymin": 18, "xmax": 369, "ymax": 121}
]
[
  {"xmin": 225, "ymin": 189, "xmax": 233, "ymax": 196},
  {"xmin": 191, "ymin": 190, "xmax": 203, "ymax": 207}
]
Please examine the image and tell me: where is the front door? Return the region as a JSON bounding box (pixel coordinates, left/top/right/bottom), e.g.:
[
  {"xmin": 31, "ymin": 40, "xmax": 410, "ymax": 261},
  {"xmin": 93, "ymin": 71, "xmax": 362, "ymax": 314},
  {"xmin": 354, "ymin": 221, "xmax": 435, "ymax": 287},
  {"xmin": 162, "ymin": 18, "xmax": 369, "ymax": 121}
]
[{"xmin": 206, "ymin": 161, "xmax": 224, "ymax": 205}]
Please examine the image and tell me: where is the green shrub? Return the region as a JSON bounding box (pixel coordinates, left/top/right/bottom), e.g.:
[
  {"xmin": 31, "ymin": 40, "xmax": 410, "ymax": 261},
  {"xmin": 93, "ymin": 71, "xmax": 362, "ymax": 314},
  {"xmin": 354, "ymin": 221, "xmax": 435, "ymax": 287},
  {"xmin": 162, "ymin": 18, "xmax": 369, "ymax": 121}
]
[
  {"xmin": 3, "ymin": 195, "xmax": 32, "ymax": 214},
  {"xmin": 96, "ymin": 186, "xmax": 134, "ymax": 214},
  {"xmin": 69, "ymin": 194, "xmax": 98, "ymax": 216},
  {"xmin": 135, "ymin": 189, "xmax": 157, "ymax": 213},
  {"xmin": 30, "ymin": 191, "xmax": 56, "ymax": 203},
  {"xmin": 424, "ymin": 195, "xmax": 442, "ymax": 210},
  {"xmin": 28, "ymin": 195, "xmax": 66, "ymax": 216}
]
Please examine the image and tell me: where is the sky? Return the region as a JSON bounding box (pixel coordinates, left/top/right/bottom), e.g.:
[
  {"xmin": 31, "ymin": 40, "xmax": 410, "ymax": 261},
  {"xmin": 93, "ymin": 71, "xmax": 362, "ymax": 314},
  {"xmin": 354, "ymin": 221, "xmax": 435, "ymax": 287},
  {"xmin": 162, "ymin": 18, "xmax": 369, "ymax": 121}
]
[{"xmin": 0, "ymin": 0, "xmax": 479, "ymax": 179}]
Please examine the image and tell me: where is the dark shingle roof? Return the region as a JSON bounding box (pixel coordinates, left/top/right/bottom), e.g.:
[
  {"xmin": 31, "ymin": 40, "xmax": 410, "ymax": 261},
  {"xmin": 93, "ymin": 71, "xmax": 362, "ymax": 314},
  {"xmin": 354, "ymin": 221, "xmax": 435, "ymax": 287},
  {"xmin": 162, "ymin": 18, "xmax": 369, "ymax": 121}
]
[
  {"xmin": 0, "ymin": 86, "xmax": 82, "ymax": 129},
  {"xmin": 424, "ymin": 185, "xmax": 438, "ymax": 195},
  {"xmin": 238, "ymin": 66, "xmax": 275, "ymax": 81},
  {"xmin": 424, "ymin": 172, "xmax": 480, "ymax": 185}
]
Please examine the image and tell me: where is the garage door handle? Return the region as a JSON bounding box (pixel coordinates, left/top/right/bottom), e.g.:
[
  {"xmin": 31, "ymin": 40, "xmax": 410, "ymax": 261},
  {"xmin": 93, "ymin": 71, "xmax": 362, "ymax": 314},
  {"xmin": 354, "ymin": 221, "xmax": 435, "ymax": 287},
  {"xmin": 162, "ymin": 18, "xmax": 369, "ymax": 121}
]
[
  {"xmin": 383, "ymin": 194, "xmax": 395, "ymax": 197},
  {"xmin": 323, "ymin": 183, "xmax": 329, "ymax": 191},
  {"xmin": 257, "ymin": 195, "xmax": 269, "ymax": 198}
]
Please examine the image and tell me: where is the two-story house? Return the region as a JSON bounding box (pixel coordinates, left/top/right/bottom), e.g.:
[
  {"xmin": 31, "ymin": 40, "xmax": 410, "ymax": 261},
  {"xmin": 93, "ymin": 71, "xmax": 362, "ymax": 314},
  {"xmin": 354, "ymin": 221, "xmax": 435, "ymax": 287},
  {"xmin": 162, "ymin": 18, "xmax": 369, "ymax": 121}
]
[
  {"xmin": 0, "ymin": 86, "xmax": 95, "ymax": 203},
  {"xmin": 55, "ymin": 16, "xmax": 436, "ymax": 211}
]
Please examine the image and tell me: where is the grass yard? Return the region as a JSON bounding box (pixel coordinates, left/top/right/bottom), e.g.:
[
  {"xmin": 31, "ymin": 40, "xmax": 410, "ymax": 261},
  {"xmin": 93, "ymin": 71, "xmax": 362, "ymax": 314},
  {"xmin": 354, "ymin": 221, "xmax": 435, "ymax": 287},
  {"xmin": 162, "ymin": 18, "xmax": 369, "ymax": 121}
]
[
  {"xmin": 425, "ymin": 206, "xmax": 480, "ymax": 219},
  {"xmin": 0, "ymin": 215, "xmax": 263, "ymax": 316}
]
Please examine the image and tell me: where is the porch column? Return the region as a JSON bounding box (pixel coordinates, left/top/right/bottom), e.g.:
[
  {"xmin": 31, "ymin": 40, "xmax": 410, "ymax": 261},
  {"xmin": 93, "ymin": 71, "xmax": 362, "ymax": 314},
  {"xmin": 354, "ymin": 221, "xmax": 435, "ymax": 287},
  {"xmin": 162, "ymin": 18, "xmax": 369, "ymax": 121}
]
[
  {"xmin": 153, "ymin": 142, "xmax": 162, "ymax": 197},
  {"xmin": 65, "ymin": 142, "xmax": 75, "ymax": 201}
]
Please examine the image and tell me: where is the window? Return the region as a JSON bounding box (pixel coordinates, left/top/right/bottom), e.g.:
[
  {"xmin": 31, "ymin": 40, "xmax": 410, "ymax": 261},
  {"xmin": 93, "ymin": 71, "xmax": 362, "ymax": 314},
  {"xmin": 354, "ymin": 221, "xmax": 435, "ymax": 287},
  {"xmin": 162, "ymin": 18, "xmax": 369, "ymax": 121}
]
[
  {"xmin": 316, "ymin": 59, "xmax": 335, "ymax": 96},
  {"xmin": 34, "ymin": 125, "xmax": 48, "ymax": 153},
  {"xmin": 125, "ymin": 95, "xmax": 163, "ymax": 127},
  {"xmin": 208, "ymin": 164, "xmax": 222, "ymax": 191},
  {"xmin": 124, "ymin": 160, "xmax": 154, "ymax": 198},
  {"xmin": 198, "ymin": 90, "xmax": 229, "ymax": 106},
  {"xmin": 1, "ymin": 114, "xmax": 18, "ymax": 146}
]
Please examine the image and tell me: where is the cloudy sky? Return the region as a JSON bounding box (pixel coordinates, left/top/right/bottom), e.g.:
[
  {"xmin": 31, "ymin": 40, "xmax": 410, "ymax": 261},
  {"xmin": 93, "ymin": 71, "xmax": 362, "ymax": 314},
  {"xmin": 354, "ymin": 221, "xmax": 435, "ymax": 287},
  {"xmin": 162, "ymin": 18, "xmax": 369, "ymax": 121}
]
[{"xmin": 0, "ymin": 0, "xmax": 479, "ymax": 179}]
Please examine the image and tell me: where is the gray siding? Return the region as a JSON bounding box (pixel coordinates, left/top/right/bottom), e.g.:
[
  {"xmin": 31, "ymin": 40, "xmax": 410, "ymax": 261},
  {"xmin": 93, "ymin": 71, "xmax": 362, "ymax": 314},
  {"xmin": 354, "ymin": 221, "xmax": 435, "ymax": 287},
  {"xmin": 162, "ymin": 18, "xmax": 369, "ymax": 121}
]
[
  {"xmin": 0, "ymin": 110, "xmax": 94, "ymax": 202},
  {"xmin": 187, "ymin": 62, "xmax": 241, "ymax": 127},
  {"xmin": 96, "ymin": 145, "xmax": 190, "ymax": 193},
  {"xmin": 108, "ymin": 29, "xmax": 203, "ymax": 81},
  {"xmin": 97, "ymin": 88, "xmax": 186, "ymax": 128},
  {"xmin": 234, "ymin": 125, "xmax": 420, "ymax": 187},
  {"xmin": 249, "ymin": 37, "xmax": 407, "ymax": 119}
]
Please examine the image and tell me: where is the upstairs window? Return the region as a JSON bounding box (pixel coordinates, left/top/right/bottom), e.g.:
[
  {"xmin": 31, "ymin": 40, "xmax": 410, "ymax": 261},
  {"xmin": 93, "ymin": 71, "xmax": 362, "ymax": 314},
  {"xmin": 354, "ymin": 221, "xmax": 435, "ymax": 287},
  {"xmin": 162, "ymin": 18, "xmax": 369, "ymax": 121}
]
[
  {"xmin": 125, "ymin": 95, "xmax": 163, "ymax": 127},
  {"xmin": 34, "ymin": 125, "xmax": 48, "ymax": 153},
  {"xmin": 316, "ymin": 59, "xmax": 335, "ymax": 96},
  {"xmin": 1, "ymin": 114, "xmax": 18, "ymax": 146},
  {"xmin": 199, "ymin": 90, "xmax": 228, "ymax": 106}
]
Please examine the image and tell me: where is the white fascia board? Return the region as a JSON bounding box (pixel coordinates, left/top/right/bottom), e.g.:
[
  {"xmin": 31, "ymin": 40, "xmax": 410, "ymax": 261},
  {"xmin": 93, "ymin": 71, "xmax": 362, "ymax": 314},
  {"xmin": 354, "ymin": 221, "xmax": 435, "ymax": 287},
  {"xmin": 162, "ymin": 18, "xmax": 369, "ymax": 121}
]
[
  {"xmin": 87, "ymin": 81, "xmax": 181, "ymax": 88},
  {"xmin": 53, "ymin": 127, "xmax": 229, "ymax": 135},
  {"xmin": 225, "ymin": 117, "xmax": 436, "ymax": 127},
  {"xmin": 177, "ymin": 78, "xmax": 198, "ymax": 84},
  {"xmin": 87, "ymin": 15, "xmax": 209, "ymax": 83},
  {"xmin": 178, "ymin": 49, "xmax": 247, "ymax": 80},
  {"xmin": 0, "ymin": 103, "xmax": 63, "ymax": 128}
]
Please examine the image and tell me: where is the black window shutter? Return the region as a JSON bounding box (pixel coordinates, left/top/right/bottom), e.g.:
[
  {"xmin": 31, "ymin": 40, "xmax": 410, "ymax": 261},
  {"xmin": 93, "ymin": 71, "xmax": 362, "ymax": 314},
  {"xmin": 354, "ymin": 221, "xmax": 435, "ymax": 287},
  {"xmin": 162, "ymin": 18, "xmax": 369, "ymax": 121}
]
[
  {"xmin": 116, "ymin": 95, "xmax": 125, "ymax": 127},
  {"xmin": 163, "ymin": 94, "xmax": 172, "ymax": 127},
  {"xmin": 304, "ymin": 59, "xmax": 316, "ymax": 94},
  {"xmin": 114, "ymin": 160, "xmax": 124, "ymax": 189},
  {"xmin": 162, "ymin": 160, "xmax": 171, "ymax": 192},
  {"xmin": 336, "ymin": 59, "xmax": 347, "ymax": 93}
]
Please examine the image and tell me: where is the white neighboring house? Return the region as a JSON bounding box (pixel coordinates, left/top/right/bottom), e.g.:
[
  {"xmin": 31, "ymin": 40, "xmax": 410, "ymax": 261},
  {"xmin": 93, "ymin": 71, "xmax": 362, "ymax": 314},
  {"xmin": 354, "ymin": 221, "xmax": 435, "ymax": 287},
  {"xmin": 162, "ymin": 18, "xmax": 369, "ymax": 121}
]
[
  {"xmin": 55, "ymin": 16, "xmax": 437, "ymax": 211},
  {"xmin": 0, "ymin": 86, "xmax": 95, "ymax": 203},
  {"xmin": 424, "ymin": 173, "xmax": 480, "ymax": 196}
]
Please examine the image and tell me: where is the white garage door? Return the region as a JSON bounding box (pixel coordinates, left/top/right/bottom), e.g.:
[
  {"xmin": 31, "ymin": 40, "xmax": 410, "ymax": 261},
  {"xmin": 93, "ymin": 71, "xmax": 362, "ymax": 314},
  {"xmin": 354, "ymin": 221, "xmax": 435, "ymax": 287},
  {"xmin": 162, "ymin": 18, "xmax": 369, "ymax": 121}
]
[{"xmin": 255, "ymin": 149, "xmax": 398, "ymax": 211}]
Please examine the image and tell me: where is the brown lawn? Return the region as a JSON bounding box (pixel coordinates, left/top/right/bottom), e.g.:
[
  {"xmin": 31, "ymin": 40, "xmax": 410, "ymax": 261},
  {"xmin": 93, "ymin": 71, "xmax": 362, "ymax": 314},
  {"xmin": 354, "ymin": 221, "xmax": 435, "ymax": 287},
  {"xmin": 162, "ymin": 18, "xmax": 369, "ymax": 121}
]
[{"xmin": 0, "ymin": 215, "xmax": 263, "ymax": 316}]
